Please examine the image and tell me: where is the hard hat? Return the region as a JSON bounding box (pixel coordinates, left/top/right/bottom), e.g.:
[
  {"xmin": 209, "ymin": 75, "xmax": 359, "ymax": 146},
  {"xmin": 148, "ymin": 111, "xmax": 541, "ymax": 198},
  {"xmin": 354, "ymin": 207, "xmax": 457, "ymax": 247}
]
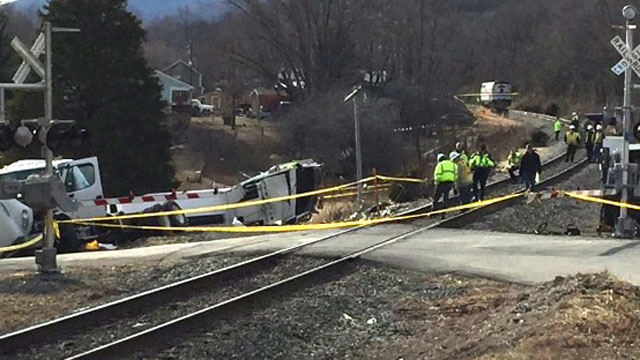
[
  {"xmin": 569, "ymin": 125, "xmax": 576, "ymax": 130},
  {"xmin": 450, "ymin": 151, "xmax": 460, "ymax": 161},
  {"xmin": 572, "ymin": 112, "xmax": 577, "ymax": 115},
  {"xmin": 587, "ymin": 124, "xmax": 593, "ymax": 130},
  {"xmin": 596, "ymin": 124, "xmax": 603, "ymax": 130},
  {"xmin": 437, "ymin": 153, "xmax": 446, "ymax": 162}
]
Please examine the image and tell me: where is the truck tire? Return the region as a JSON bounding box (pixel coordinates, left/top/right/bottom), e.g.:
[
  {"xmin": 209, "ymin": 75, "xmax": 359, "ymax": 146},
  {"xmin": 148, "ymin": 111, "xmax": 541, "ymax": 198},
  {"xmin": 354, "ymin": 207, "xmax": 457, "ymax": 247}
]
[
  {"xmin": 144, "ymin": 204, "xmax": 171, "ymax": 228},
  {"xmin": 163, "ymin": 201, "xmax": 187, "ymax": 227},
  {"xmin": 54, "ymin": 215, "xmax": 82, "ymax": 253}
]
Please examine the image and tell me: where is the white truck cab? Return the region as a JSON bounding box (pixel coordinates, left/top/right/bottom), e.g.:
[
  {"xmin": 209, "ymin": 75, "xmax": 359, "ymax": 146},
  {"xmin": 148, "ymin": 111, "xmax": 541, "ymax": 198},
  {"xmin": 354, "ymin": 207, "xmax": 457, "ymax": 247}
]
[{"xmin": 0, "ymin": 157, "xmax": 104, "ymax": 249}]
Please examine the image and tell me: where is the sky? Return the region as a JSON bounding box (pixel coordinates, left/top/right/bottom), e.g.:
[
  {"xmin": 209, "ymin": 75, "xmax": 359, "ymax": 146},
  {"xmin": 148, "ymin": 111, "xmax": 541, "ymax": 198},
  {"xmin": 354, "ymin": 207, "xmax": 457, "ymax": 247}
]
[{"xmin": 0, "ymin": 0, "xmax": 19, "ymax": 4}]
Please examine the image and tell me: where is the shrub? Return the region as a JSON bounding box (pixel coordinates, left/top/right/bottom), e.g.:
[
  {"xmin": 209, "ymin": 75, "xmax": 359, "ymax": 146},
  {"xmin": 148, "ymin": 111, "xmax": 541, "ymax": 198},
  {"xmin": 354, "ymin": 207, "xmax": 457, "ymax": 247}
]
[
  {"xmin": 545, "ymin": 103, "xmax": 560, "ymax": 116},
  {"xmin": 529, "ymin": 129, "xmax": 550, "ymax": 147}
]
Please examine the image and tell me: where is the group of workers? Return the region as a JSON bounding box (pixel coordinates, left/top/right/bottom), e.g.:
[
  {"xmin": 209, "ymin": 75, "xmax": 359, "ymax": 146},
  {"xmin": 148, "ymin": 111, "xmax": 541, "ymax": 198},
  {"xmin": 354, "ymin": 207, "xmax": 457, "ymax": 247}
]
[
  {"xmin": 432, "ymin": 141, "xmax": 545, "ymax": 214},
  {"xmin": 432, "ymin": 142, "xmax": 497, "ymax": 214},
  {"xmin": 554, "ymin": 112, "xmax": 607, "ymax": 164},
  {"xmin": 430, "ymin": 111, "xmax": 612, "ymax": 213}
]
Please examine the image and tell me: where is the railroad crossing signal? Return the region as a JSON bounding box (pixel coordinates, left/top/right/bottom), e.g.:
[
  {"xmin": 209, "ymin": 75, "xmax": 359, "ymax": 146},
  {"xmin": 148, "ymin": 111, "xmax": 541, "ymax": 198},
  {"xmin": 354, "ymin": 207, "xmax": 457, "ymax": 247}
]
[
  {"xmin": 0, "ymin": 121, "xmax": 89, "ymax": 153},
  {"xmin": 610, "ymin": 35, "xmax": 640, "ymax": 77},
  {"xmin": 12, "ymin": 33, "xmax": 45, "ymax": 84}
]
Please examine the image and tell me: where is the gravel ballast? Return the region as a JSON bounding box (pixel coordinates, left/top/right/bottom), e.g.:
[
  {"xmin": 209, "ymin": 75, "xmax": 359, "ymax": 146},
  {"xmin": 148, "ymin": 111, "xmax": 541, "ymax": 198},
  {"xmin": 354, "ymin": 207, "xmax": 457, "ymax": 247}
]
[
  {"xmin": 4, "ymin": 254, "xmax": 329, "ymax": 360},
  {"xmin": 464, "ymin": 162, "xmax": 603, "ymax": 236},
  {"xmin": 142, "ymin": 262, "xmax": 493, "ymax": 360},
  {"xmin": 0, "ymin": 253, "xmax": 266, "ymax": 335}
]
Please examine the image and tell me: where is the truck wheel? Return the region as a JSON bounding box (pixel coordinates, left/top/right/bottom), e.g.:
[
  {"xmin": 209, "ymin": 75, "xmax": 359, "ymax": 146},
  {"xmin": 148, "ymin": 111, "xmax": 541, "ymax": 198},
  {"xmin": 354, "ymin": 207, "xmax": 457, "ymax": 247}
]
[
  {"xmin": 163, "ymin": 201, "xmax": 187, "ymax": 227},
  {"xmin": 54, "ymin": 215, "xmax": 82, "ymax": 253},
  {"xmin": 145, "ymin": 204, "xmax": 171, "ymax": 228}
]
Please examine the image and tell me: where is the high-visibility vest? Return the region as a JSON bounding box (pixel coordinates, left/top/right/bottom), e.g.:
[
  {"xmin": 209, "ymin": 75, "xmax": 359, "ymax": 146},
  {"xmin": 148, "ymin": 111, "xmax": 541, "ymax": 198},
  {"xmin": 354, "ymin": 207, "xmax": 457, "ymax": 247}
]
[
  {"xmin": 585, "ymin": 131, "xmax": 596, "ymax": 144},
  {"xmin": 470, "ymin": 153, "xmax": 495, "ymax": 169},
  {"xmin": 554, "ymin": 120, "xmax": 563, "ymax": 132},
  {"xmin": 507, "ymin": 151, "xmax": 522, "ymax": 167},
  {"xmin": 565, "ymin": 131, "xmax": 580, "ymax": 145},
  {"xmin": 594, "ymin": 131, "xmax": 605, "ymax": 144},
  {"xmin": 434, "ymin": 160, "xmax": 458, "ymax": 184}
]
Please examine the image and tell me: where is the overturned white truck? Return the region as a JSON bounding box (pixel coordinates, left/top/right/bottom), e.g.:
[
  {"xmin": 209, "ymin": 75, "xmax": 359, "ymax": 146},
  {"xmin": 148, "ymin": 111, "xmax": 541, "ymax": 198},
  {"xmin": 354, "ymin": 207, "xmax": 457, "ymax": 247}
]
[{"xmin": 0, "ymin": 157, "xmax": 321, "ymax": 252}]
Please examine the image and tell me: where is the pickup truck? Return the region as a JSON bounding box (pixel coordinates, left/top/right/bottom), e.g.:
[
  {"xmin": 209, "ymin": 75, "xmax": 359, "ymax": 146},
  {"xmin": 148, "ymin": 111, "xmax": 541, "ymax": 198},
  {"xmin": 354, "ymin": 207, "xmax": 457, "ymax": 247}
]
[
  {"xmin": 191, "ymin": 99, "xmax": 214, "ymax": 116},
  {"xmin": 0, "ymin": 157, "xmax": 321, "ymax": 252}
]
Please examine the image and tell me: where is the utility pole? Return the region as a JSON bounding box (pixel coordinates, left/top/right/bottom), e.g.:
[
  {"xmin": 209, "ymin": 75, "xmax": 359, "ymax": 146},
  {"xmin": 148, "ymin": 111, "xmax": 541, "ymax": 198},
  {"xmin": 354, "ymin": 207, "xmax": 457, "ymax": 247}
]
[
  {"xmin": 0, "ymin": 88, "xmax": 5, "ymax": 123},
  {"xmin": 344, "ymin": 86, "xmax": 364, "ymax": 205},
  {"xmin": 616, "ymin": 5, "xmax": 638, "ymax": 238},
  {"xmin": 353, "ymin": 96, "xmax": 363, "ymax": 204}
]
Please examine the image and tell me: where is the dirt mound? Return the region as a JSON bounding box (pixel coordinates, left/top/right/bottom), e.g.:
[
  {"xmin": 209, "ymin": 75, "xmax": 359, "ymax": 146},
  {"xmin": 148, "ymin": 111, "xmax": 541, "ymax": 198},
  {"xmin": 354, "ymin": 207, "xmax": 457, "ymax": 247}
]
[
  {"xmin": 352, "ymin": 272, "xmax": 640, "ymax": 360},
  {"xmin": 454, "ymin": 272, "xmax": 640, "ymax": 359},
  {"xmin": 483, "ymin": 272, "xmax": 640, "ymax": 360}
]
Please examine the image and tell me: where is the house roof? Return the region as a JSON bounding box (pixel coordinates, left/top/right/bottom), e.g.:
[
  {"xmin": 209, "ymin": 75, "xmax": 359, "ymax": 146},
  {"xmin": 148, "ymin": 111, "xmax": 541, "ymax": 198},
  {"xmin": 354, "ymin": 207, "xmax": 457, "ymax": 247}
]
[
  {"xmin": 162, "ymin": 59, "xmax": 203, "ymax": 77},
  {"xmin": 154, "ymin": 70, "xmax": 194, "ymax": 91}
]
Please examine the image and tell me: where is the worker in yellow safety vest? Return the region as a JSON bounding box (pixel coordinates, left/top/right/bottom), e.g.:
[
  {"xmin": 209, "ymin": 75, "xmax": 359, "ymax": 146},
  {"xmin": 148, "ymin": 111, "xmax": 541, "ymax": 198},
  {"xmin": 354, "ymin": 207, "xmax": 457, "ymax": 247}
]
[
  {"xmin": 470, "ymin": 144, "xmax": 495, "ymax": 201},
  {"xmin": 564, "ymin": 125, "xmax": 581, "ymax": 162},
  {"xmin": 507, "ymin": 149, "xmax": 523, "ymax": 184},
  {"xmin": 554, "ymin": 117, "xmax": 563, "ymax": 141},
  {"xmin": 432, "ymin": 153, "xmax": 458, "ymax": 215}
]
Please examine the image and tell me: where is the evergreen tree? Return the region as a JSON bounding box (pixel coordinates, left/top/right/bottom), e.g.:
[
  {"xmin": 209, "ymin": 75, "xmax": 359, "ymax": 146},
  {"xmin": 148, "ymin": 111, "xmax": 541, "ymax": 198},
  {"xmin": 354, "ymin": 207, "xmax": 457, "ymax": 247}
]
[
  {"xmin": 39, "ymin": 0, "xmax": 176, "ymax": 196},
  {"xmin": 0, "ymin": 9, "xmax": 12, "ymax": 82}
]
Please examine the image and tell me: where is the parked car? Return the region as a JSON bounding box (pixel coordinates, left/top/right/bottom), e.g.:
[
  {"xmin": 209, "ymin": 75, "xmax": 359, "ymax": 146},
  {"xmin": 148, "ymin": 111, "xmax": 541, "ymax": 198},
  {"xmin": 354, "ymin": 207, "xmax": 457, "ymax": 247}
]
[
  {"xmin": 248, "ymin": 107, "xmax": 273, "ymax": 119},
  {"xmin": 191, "ymin": 99, "xmax": 214, "ymax": 116}
]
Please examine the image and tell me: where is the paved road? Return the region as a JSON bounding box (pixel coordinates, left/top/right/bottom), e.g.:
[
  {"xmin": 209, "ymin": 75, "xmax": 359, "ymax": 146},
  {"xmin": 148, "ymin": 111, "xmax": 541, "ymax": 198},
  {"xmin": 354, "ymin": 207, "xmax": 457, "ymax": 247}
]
[{"xmin": 2, "ymin": 227, "xmax": 640, "ymax": 285}]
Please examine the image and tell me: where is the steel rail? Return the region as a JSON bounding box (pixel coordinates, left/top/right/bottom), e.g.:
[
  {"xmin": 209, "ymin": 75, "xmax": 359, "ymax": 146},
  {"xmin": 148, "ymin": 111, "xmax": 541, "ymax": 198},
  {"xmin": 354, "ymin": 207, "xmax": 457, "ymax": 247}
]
[{"xmin": 64, "ymin": 155, "xmax": 589, "ymax": 360}]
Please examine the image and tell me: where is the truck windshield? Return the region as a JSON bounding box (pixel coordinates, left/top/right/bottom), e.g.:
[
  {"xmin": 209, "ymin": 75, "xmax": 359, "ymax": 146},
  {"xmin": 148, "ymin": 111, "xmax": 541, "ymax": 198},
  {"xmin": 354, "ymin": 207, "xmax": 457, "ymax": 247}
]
[{"xmin": 0, "ymin": 168, "xmax": 44, "ymax": 182}]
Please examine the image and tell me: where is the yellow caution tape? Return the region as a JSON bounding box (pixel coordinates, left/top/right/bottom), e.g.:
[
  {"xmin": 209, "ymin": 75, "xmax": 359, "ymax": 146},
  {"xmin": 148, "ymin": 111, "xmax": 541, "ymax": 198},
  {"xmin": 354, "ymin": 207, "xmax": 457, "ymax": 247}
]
[
  {"xmin": 565, "ymin": 192, "xmax": 640, "ymax": 211},
  {"xmin": 376, "ymin": 175, "xmax": 425, "ymax": 184},
  {"xmin": 0, "ymin": 234, "xmax": 43, "ymax": 253},
  {"xmin": 69, "ymin": 192, "xmax": 522, "ymax": 233},
  {"xmin": 322, "ymin": 185, "xmax": 393, "ymax": 200}
]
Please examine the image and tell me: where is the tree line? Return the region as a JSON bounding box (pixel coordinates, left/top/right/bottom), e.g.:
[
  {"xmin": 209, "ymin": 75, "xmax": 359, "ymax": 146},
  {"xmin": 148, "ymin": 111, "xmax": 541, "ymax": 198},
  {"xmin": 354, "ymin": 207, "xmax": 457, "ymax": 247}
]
[{"xmin": 0, "ymin": 0, "xmax": 636, "ymax": 190}]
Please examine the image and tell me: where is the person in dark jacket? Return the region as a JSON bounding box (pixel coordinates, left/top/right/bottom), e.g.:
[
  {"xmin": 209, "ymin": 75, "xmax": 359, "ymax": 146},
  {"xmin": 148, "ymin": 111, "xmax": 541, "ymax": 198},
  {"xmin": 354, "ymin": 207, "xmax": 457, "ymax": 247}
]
[{"xmin": 519, "ymin": 143, "xmax": 542, "ymax": 191}]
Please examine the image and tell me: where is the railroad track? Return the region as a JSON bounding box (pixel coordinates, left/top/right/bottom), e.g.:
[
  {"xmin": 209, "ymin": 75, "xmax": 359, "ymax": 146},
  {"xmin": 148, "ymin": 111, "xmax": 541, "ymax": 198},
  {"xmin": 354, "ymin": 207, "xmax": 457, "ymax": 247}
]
[{"xmin": 0, "ymin": 152, "xmax": 587, "ymax": 360}]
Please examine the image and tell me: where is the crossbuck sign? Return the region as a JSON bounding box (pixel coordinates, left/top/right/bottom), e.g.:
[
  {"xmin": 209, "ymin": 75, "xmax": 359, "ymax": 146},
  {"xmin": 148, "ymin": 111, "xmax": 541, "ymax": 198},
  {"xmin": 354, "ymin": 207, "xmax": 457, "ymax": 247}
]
[{"xmin": 611, "ymin": 35, "xmax": 640, "ymax": 76}]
